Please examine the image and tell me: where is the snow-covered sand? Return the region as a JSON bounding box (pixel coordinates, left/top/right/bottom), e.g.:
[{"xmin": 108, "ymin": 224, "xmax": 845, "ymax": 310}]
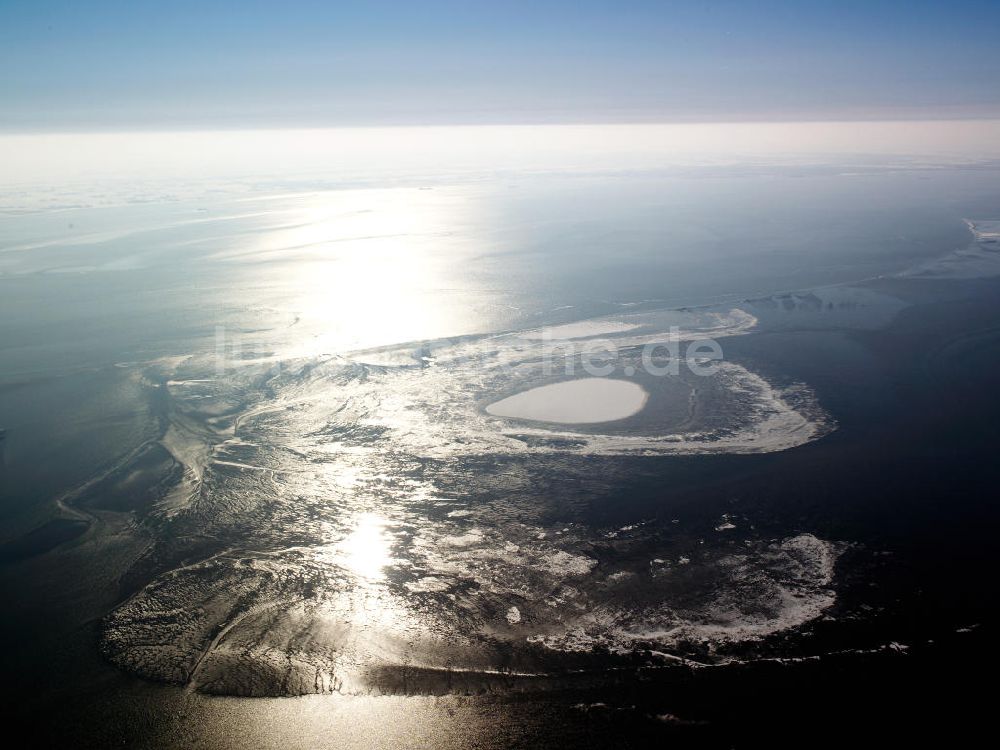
[
  {"xmin": 520, "ymin": 321, "xmax": 640, "ymax": 340},
  {"xmin": 486, "ymin": 378, "xmax": 649, "ymax": 424}
]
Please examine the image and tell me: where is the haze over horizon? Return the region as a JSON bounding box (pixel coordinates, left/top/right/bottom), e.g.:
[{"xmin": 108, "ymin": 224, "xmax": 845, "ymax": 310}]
[{"xmin": 3, "ymin": 0, "xmax": 1000, "ymax": 132}]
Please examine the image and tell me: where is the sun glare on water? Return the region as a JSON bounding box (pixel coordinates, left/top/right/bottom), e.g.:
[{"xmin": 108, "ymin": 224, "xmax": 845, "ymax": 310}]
[
  {"xmin": 334, "ymin": 513, "xmax": 394, "ymax": 581},
  {"xmin": 263, "ymin": 186, "xmax": 486, "ymax": 357}
]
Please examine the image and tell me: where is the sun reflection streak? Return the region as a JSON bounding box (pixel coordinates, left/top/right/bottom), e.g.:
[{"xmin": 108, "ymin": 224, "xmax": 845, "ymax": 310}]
[
  {"xmin": 265, "ymin": 188, "xmax": 482, "ymax": 358},
  {"xmin": 334, "ymin": 513, "xmax": 394, "ymax": 581}
]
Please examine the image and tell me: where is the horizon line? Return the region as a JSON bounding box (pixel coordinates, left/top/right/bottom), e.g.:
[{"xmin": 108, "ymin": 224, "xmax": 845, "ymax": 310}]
[{"xmin": 5, "ymin": 112, "xmax": 1000, "ymax": 137}]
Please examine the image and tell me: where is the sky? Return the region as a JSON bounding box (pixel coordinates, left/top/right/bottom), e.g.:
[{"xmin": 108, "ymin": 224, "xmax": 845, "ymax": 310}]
[{"xmin": 2, "ymin": 0, "xmax": 1000, "ymax": 131}]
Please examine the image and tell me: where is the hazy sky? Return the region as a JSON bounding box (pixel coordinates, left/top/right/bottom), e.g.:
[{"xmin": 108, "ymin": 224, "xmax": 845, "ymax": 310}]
[{"xmin": 3, "ymin": 0, "xmax": 1000, "ymax": 130}]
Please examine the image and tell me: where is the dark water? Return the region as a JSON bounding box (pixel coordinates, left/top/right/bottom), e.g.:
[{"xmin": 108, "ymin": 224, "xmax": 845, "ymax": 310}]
[{"xmin": 2, "ymin": 163, "xmax": 999, "ymax": 747}]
